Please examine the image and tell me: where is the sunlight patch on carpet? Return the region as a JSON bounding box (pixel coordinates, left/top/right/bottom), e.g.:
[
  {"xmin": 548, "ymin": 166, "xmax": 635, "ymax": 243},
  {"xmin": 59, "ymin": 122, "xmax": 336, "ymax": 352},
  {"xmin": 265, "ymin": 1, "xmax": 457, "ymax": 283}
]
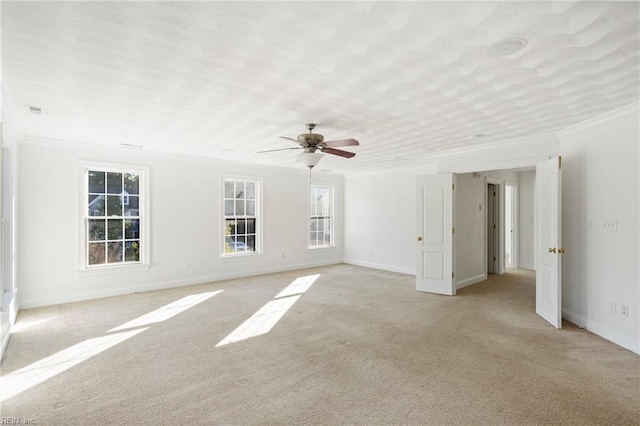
[
  {"xmin": 108, "ymin": 290, "xmax": 223, "ymax": 332},
  {"xmin": 275, "ymin": 274, "xmax": 320, "ymax": 299},
  {"xmin": 216, "ymin": 295, "xmax": 300, "ymax": 347},
  {"xmin": 216, "ymin": 274, "xmax": 320, "ymax": 347},
  {"xmin": 1, "ymin": 328, "xmax": 148, "ymax": 402},
  {"xmin": 11, "ymin": 318, "xmax": 53, "ymax": 333}
]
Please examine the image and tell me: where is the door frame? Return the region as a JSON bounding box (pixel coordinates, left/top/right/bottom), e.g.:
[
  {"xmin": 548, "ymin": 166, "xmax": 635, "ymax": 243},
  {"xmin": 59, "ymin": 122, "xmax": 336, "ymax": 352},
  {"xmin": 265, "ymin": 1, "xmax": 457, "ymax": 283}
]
[{"xmin": 505, "ymin": 181, "xmax": 519, "ymax": 269}]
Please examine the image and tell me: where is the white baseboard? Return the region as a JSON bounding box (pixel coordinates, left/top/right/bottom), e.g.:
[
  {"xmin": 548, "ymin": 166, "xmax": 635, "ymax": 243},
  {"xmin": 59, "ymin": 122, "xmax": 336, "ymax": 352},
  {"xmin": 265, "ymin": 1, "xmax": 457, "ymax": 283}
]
[
  {"xmin": 19, "ymin": 260, "xmax": 342, "ymax": 309},
  {"xmin": 342, "ymin": 258, "xmax": 415, "ymax": 276},
  {"xmin": 456, "ymin": 274, "xmax": 487, "ymax": 290},
  {"xmin": 563, "ymin": 308, "xmax": 639, "ymax": 355}
]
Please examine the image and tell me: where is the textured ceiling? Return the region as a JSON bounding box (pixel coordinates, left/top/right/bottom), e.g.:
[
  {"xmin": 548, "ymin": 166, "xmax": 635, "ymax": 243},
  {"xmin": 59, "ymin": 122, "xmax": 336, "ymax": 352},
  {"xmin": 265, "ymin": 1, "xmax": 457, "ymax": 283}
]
[{"xmin": 2, "ymin": 1, "xmax": 639, "ymax": 173}]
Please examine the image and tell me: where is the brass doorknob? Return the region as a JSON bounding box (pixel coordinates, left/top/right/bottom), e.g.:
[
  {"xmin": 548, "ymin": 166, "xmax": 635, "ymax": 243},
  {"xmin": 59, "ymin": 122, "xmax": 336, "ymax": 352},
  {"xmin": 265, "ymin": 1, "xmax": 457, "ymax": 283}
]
[
  {"xmin": 559, "ymin": 248, "xmax": 566, "ymax": 254},
  {"xmin": 417, "ymin": 236, "xmax": 423, "ymax": 241},
  {"xmin": 548, "ymin": 247, "xmax": 557, "ymax": 253}
]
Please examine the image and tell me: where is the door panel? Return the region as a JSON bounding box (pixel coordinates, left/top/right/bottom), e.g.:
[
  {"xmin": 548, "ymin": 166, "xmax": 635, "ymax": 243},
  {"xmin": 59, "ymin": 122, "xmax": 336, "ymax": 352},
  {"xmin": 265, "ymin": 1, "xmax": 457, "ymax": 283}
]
[
  {"xmin": 416, "ymin": 174, "xmax": 455, "ymax": 295},
  {"xmin": 535, "ymin": 157, "xmax": 562, "ymax": 328}
]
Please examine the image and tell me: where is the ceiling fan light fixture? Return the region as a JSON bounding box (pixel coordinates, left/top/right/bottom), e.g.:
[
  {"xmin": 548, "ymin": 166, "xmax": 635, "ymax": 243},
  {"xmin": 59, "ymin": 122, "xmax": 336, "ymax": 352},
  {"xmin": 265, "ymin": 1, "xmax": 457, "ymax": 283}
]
[{"xmin": 297, "ymin": 152, "xmax": 324, "ymax": 169}]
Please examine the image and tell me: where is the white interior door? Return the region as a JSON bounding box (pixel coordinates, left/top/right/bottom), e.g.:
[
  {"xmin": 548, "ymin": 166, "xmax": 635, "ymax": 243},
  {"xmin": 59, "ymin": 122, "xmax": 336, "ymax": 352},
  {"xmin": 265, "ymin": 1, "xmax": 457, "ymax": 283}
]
[
  {"xmin": 416, "ymin": 173, "xmax": 455, "ymax": 295},
  {"xmin": 535, "ymin": 157, "xmax": 562, "ymax": 328}
]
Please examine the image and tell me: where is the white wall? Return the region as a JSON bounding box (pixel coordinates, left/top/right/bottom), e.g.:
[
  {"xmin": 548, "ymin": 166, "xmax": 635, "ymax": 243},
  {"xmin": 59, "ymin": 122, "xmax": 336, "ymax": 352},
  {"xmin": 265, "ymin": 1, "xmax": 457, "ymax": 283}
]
[
  {"xmin": 518, "ymin": 171, "xmax": 535, "ymax": 270},
  {"xmin": 455, "ymin": 173, "xmax": 486, "ymax": 288},
  {"xmin": 343, "ymin": 169, "xmax": 426, "ymax": 275},
  {"xmin": 17, "ymin": 139, "xmax": 343, "ymax": 308},
  {"xmin": 559, "ymin": 104, "xmax": 639, "ymax": 354},
  {"xmin": 1, "ymin": 82, "xmax": 22, "ymax": 360}
]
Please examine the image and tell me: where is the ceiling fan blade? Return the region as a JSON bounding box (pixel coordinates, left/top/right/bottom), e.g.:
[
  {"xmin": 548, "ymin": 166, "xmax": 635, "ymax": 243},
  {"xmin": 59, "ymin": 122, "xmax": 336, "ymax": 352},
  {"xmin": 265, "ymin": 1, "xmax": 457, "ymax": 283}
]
[
  {"xmin": 257, "ymin": 147, "xmax": 303, "ymax": 153},
  {"xmin": 322, "ymin": 147, "xmax": 356, "ymax": 158},
  {"xmin": 322, "ymin": 138, "xmax": 359, "ymax": 148},
  {"xmin": 279, "ymin": 136, "xmax": 302, "ymax": 145}
]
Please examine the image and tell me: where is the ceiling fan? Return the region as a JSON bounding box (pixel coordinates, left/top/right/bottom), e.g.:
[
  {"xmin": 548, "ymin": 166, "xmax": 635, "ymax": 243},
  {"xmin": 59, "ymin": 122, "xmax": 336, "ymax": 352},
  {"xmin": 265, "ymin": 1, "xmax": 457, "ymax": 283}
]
[{"xmin": 258, "ymin": 123, "xmax": 359, "ymax": 169}]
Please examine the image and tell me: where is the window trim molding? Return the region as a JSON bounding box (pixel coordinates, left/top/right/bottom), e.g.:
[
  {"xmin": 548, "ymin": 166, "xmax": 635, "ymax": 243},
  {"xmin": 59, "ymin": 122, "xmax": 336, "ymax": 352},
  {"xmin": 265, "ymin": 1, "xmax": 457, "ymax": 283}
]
[
  {"xmin": 78, "ymin": 161, "xmax": 151, "ymax": 272},
  {"xmin": 220, "ymin": 174, "xmax": 263, "ymax": 259},
  {"xmin": 308, "ymin": 183, "xmax": 336, "ymax": 250}
]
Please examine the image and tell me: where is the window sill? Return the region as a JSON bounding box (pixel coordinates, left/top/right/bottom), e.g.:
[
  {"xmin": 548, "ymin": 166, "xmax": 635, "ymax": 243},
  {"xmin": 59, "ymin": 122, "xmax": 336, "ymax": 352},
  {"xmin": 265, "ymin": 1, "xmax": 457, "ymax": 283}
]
[
  {"xmin": 308, "ymin": 245, "xmax": 338, "ymax": 252},
  {"xmin": 220, "ymin": 252, "xmax": 263, "ymax": 262},
  {"xmin": 77, "ymin": 263, "xmax": 152, "ymax": 276}
]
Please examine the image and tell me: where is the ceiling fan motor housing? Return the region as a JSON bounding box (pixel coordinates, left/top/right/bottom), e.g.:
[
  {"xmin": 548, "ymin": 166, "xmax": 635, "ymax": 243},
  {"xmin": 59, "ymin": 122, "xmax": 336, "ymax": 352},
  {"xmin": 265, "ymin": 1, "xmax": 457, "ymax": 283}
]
[{"xmin": 297, "ymin": 133, "xmax": 324, "ymax": 145}]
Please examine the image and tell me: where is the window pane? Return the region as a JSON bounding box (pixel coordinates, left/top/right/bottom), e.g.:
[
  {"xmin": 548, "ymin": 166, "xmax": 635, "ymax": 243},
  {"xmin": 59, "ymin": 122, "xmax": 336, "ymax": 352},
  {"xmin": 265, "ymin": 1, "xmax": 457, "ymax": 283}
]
[
  {"xmin": 225, "ymin": 181, "xmax": 234, "ymax": 198},
  {"xmin": 124, "ymin": 195, "xmax": 139, "ymax": 216},
  {"xmin": 124, "ymin": 173, "xmax": 139, "ymax": 195},
  {"xmin": 226, "ymin": 219, "xmax": 237, "ymax": 235},
  {"xmin": 311, "ymin": 218, "xmax": 318, "ymax": 232},
  {"xmin": 125, "ymin": 241, "xmax": 140, "ymax": 262},
  {"xmin": 88, "ymin": 195, "xmax": 105, "ymax": 216},
  {"xmin": 321, "ymin": 202, "xmax": 330, "ymax": 216},
  {"xmin": 235, "ymin": 182, "xmax": 245, "ymax": 199},
  {"xmin": 107, "ymin": 241, "xmax": 123, "ymax": 263},
  {"xmin": 88, "ymin": 171, "xmax": 105, "ymax": 193},
  {"xmin": 224, "ymin": 200, "xmax": 234, "ymax": 216},
  {"xmin": 247, "ymin": 218, "xmax": 255, "ymax": 234},
  {"xmin": 247, "ymin": 235, "xmax": 255, "ymax": 251},
  {"xmin": 246, "ymin": 183, "xmax": 255, "ymax": 199},
  {"xmin": 235, "ymin": 200, "xmax": 245, "ymax": 216},
  {"xmin": 108, "ymin": 219, "xmax": 123, "ymax": 240},
  {"xmin": 107, "ymin": 195, "xmax": 123, "ymax": 216},
  {"xmin": 246, "ymin": 200, "xmax": 255, "ymax": 216},
  {"xmin": 88, "ymin": 219, "xmax": 106, "ymax": 241},
  {"xmin": 107, "ymin": 172, "xmax": 123, "ymax": 194},
  {"xmin": 125, "ymin": 219, "xmax": 140, "ymax": 239},
  {"xmin": 237, "ymin": 219, "xmax": 246, "ymax": 234},
  {"xmin": 88, "ymin": 242, "xmax": 106, "ymax": 265}
]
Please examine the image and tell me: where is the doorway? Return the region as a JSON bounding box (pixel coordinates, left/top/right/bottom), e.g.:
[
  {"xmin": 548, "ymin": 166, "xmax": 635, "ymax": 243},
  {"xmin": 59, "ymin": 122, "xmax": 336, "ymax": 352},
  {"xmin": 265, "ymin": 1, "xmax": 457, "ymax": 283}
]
[{"xmin": 487, "ymin": 183, "xmax": 499, "ymax": 274}]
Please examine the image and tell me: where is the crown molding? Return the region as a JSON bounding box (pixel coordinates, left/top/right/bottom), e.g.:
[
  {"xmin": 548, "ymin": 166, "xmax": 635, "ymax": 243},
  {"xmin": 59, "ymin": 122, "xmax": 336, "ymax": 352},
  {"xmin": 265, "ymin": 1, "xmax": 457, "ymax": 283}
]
[{"xmin": 556, "ymin": 102, "xmax": 640, "ymax": 139}]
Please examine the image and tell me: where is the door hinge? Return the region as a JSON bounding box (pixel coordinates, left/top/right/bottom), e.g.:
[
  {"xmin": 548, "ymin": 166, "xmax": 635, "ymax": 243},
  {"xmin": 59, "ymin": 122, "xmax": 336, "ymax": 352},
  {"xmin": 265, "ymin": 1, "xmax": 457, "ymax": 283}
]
[
  {"xmin": 493, "ymin": 224, "xmax": 496, "ymax": 229},
  {"xmin": 452, "ymin": 272, "xmax": 455, "ymax": 279},
  {"xmin": 558, "ymin": 156, "xmax": 562, "ymax": 169},
  {"xmin": 493, "ymin": 256, "xmax": 496, "ymax": 261},
  {"xmin": 452, "ymin": 183, "xmax": 455, "ymax": 190},
  {"xmin": 452, "ymin": 227, "xmax": 455, "ymax": 234}
]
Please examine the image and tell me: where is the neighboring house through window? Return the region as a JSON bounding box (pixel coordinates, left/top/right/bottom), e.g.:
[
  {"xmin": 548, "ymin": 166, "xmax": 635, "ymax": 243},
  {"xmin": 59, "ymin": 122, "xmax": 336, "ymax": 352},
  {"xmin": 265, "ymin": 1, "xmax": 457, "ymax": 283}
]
[
  {"xmin": 223, "ymin": 177, "xmax": 260, "ymax": 255},
  {"xmin": 309, "ymin": 185, "xmax": 334, "ymax": 248},
  {"xmin": 83, "ymin": 165, "xmax": 147, "ymax": 268}
]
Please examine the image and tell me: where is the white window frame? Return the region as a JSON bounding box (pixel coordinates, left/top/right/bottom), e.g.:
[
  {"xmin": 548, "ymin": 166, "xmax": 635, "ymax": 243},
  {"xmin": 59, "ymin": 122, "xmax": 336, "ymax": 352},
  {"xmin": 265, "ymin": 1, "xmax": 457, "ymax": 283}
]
[
  {"xmin": 221, "ymin": 176, "xmax": 262, "ymax": 258},
  {"xmin": 79, "ymin": 162, "xmax": 150, "ymax": 274},
  {"xmin": 308, "ymin": 184, "xmax": 335, "ymax": 249}
]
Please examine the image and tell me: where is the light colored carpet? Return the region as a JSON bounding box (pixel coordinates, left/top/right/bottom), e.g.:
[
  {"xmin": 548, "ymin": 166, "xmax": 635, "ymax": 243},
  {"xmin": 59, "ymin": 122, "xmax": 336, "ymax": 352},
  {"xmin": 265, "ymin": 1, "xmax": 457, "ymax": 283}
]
[{"xmin": 1, "ymin": 264, "xmax": 639, "ymax": 425}]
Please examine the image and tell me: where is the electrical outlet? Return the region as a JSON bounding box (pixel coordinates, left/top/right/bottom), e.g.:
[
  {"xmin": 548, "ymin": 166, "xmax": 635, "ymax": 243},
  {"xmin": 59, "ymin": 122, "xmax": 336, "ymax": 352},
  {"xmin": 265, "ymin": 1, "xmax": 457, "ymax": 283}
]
[{"xmin": 621, "ymin": 305, "xmax": 629, "ymax": 318}]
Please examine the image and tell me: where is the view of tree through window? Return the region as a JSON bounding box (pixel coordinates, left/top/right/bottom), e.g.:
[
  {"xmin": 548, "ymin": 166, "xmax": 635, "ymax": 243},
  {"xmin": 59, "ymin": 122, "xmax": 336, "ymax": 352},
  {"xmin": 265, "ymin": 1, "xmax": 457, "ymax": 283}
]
[
  {"xmin": 224, "ymin": 179, "xmax": 258, "ymax": 254},
  {"xmin": 310, "ymin": 186, "xmax": 333, "ymax": 248},
  {"xmin": 87, "ymin": 170, "xmax": 141, "ymax": 266}
]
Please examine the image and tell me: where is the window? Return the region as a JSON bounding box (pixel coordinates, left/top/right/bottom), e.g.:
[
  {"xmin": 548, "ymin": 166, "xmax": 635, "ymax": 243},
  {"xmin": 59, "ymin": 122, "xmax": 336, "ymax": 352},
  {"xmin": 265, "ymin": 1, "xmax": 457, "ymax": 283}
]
[
  {"xmin": 84, "ymin": 167, "xmax": 146, "ymax": 268},
  {"xmin": 223, "ymin": 178, "xmax": 259, "ymax": 255},
  {"xmin": 309, "ymin": 185, "xmax": 334, "ymax": 248}
]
